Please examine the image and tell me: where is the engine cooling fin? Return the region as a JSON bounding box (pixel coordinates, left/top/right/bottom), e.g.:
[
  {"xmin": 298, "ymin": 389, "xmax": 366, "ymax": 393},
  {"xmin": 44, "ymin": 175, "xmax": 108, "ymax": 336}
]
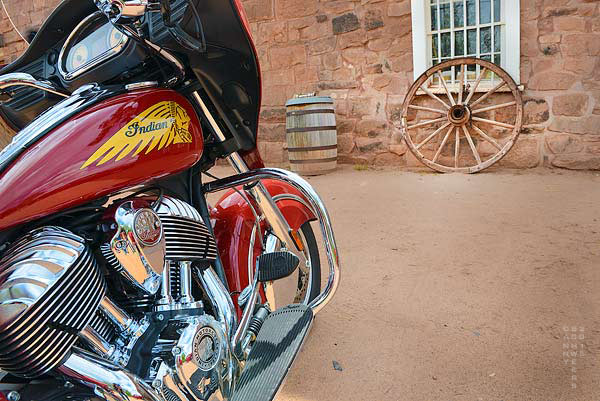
[
  {"xmin": 156, "ymin": 196, "xmax": 218, "ymax": 261},
  {"xmin": 0, "ymin": 227, "xmax": 105, "ymax": 378}
]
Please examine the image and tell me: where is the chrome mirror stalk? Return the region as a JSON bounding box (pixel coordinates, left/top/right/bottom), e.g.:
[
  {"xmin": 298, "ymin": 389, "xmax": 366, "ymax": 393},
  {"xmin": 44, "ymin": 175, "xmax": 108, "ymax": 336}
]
[{"xmin": 0, "ymin": 73, "xmax": 69, "ymax": 98}]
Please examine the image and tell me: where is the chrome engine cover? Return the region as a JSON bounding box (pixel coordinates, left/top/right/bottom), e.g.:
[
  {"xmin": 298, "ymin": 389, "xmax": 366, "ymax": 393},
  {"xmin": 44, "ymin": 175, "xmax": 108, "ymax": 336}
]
[
  {"xmin": 0, "ymin": 227, "xmax": 105, "ymax": 378},
  {"xmin": 158, "ymin": 314, "xmax": 227, "ymax": 401},
  {"xmin": 156, "ymin": 196, "xmax": 218, "ymax": 262},
  {"xmin": 111, "ymin": 201, "xmax": 166, "ymax": 294}
]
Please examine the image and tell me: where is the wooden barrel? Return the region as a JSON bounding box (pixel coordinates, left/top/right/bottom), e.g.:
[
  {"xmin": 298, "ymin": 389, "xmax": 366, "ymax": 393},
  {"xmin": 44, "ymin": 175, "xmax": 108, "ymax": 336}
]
[{"xmin": 285, "ymin": 96, "xmax": 337, "ymax": 176}]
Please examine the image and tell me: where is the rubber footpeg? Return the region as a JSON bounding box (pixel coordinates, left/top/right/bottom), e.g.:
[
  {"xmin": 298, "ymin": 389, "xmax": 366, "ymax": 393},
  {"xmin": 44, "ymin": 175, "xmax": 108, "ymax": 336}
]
[
  {"xmin": 231, "ymin": 304, "xmax": 313, "ymax": 401},
  {"xmin": 256, "ymin": 251, "xmax": 300, "ymax": 282}
]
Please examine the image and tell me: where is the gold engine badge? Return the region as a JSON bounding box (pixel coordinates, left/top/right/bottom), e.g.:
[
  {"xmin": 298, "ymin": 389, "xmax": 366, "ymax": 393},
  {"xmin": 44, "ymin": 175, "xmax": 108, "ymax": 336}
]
[{"xmin": 81, "ymin": 101, "xmax": 192, "ymax": 169}]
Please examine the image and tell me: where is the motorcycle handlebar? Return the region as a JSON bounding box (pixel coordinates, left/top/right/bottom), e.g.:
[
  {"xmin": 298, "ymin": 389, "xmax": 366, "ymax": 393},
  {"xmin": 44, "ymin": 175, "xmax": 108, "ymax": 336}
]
[{"xmin": 95, "ymin": 0, "xmax": 158, "ymax": 24}]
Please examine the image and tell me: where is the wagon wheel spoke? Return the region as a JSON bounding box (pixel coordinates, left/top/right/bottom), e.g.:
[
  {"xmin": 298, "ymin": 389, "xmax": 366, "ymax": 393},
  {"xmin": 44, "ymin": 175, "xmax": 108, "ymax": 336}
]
[
  {"xmin": 464, "ymin": 67, "xmax": 487, "ymax": 105},
  {"xmin": 416, "ymin": 122, "xmax": 451, "ymax": 150},
  {"xmin": 408, "ymin": 105, "xmax": 447, "ymax": 115},
  {"xmin": 407, "ymin": 117, "xmax": 448, "ymax": 130},
  {"xmin": 458, "ymin": 64, "xmax": 465, "ymax": 105},
  {"xmin": 436, "ymin": 71, "xmax": 456, "ymax": 106},
  {"xmin": 420, "ymin": 85, "xmax": 451, "ymax": 110},
  {"xmin": 472, "ymin": 117, "xmax": 515, "ymax": 129},
  {"xmin": 461, "ymin": 125, "xmax": 482, "ymax": 164},
  {"xmin": 432, "ymin": 125, "xmax": 454, "ymax": 163},
  {"xmin": 454, "ymin": 127, "xmax": 460, "ymax": 168},
  {"xmin": 472, "ymin": 123, "xmax": 502, "ymax": 151},
  {"xmin": 472, "ymin": 101, "xmax": 517, "ymax": 114},
  {"xmin": 470, "ymin": 81, "xmax": 507, "ymax": 108}
]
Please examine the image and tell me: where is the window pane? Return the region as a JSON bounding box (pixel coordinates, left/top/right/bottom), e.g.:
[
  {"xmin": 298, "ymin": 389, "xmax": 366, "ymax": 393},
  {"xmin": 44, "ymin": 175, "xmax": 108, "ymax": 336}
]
[
  {"xmin": 466, "ymin": 0, "xmax": 476, "ymax": 26},
  {"xmin": 432, "ymin": 35, "xmax": 439, "ymax": 59},
  {"xmin": 441, "ymin": 32, "xmax": 451, "ymax": 57},
  {"xmin": 480, "ymin": 27, "xmax": 491, "ymax": 53},
  {"xmin": 494, "ymin": 53, "xmax": 501, "ymax": 66},
  {"xmin": 480, "ymin": 0, "xmax": 491, "ymax": 24},
  {"xmin": 467, "ymin": 29, "xmax": 477, "ymax": 54},
  {"xmin": 431, "ymin": 3, "xmax": 438, "ymax": 31},
  {"xmin": 494, "ymin": 25, "xmax": 501, "ymax": 52},
  {"xmin": 467, "ymin": 63, "xmax": 477, "ymax": 80},
  {"xmin": 455, "ymin": 31, "xmax": 465, "ymax": 55},
  {"xmin": 440, "ymin": 1, "xmax": 451, "ymax": 29},
  {"xmin": 494, "ymin": 0, "xmax": 501, "ymax": 22},
  {"xmin": 454, "ymin": 0, "xmax": 464, "ymax": 28}
]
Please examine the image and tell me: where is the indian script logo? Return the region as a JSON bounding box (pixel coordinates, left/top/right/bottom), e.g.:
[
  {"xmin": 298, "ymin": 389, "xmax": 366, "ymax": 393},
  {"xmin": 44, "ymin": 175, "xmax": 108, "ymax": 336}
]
[{"xmin": 81, "ymin": 101, "xmax": 192, "ymax": 169}]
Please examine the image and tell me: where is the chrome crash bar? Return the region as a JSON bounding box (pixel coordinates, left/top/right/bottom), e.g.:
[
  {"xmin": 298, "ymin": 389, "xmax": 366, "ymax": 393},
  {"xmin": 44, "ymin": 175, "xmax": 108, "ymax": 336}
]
[
  {"xmin": 0, "ymin": 73, "xmax": 69, "ymax": 98},
  {"xmin": 203, "ymin": 168, "xmax": 341, "ymax": 314}
]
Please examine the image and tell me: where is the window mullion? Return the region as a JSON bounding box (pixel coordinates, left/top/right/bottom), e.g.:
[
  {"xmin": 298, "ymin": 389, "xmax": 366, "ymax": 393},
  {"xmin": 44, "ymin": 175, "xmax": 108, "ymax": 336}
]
[{"xmin": 450, "ymin": 0, "xmax": 455, "ymax": 84}]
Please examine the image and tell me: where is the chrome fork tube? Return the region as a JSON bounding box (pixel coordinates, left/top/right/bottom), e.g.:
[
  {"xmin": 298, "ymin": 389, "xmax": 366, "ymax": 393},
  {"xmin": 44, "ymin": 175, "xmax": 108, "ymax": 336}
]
[{"xmin": 191, "ymin": 90, "xmax": 310, "ymax": 275}]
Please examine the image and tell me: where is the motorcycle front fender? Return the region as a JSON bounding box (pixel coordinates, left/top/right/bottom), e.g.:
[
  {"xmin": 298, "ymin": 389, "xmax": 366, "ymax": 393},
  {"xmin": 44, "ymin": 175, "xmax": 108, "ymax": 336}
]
[{"xmin": 210, "ymin": 179, "xmax": 315, "ymax": 315}]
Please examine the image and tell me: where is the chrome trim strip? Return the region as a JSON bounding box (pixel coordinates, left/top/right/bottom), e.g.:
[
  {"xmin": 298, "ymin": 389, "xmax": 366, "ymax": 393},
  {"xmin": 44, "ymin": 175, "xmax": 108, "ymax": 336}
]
[
  {"xmin": 59, "ymin": 348, "xmax": 162, "ymax": 401},
  {"xmin": 0, "ymin": 73, "xmax": 68, "ymax": 98},
  {"xmin": 203, "ymin": 168, "xmax": 340, "ymax": 314},
  {"xmin": 272, "ymin": 193, "xmax": 315, "ymax": 216},
  {"xmin": 58, "ymin": 12, "xmax": 129, "ymax": 81}
]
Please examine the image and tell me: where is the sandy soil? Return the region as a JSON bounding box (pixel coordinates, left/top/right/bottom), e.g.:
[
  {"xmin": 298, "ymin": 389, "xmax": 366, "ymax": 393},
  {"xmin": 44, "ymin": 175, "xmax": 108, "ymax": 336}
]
[{"xmin": 210, "ymin": 165, "xmax": 600, "ymax": 401}]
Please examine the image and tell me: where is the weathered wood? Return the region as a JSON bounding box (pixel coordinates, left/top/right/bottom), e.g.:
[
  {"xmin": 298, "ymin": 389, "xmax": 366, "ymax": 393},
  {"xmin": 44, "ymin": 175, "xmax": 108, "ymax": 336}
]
[
  {"xmin": 286, "ymin": 97, "xmax": 337, "ymax": 176},
  {"xmin": 401, "ymin": 57, "xmax": 523, "ymax": 174}
]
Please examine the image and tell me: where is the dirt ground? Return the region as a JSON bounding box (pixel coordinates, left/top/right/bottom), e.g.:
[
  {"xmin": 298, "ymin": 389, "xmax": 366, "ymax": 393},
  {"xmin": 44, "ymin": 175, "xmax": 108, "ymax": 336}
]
[{"xmin": 211, "ymin": 165, "xmax": 600, "ymax": 401}]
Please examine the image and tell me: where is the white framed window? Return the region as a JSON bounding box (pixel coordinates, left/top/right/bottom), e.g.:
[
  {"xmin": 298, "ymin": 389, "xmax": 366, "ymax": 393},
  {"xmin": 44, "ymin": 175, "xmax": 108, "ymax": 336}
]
[{"xmin": 411, "ymin": 0, "xmax": 520, "ymax": 85}]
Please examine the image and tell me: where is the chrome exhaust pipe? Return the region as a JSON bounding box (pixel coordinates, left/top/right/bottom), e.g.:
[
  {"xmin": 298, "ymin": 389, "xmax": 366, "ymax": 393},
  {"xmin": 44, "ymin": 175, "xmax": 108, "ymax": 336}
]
[{"xmin": 57, "ymin": 348, "xmax": 162, "ymax": 401}]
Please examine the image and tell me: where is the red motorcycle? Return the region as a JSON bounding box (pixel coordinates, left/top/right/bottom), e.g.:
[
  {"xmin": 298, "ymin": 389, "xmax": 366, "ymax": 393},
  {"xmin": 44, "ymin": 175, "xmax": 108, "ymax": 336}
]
[{"xmin": 0, "ymin": 1, "xmax": 340, "ymax": 400}]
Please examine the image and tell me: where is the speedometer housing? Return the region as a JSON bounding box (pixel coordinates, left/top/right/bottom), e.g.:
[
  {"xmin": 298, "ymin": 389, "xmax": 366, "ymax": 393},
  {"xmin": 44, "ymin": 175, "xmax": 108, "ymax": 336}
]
[{"xmin": 58, "ymin": 11, "xmax": 146, "ymax": 89}]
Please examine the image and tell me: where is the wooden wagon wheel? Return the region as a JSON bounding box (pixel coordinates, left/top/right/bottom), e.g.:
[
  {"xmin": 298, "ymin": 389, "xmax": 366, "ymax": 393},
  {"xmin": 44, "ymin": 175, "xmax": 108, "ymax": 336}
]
[{"xmin": 401, "ymin": 57, "xmax": 523, "ymax": 173}]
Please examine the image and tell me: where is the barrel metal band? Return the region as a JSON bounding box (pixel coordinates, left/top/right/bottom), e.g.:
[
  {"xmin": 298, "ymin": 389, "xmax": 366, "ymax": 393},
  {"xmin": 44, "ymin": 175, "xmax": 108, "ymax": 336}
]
[
  {"xmin": 286, "ymin": 109, "xmax": 335, "ymax": 117},
  {"xmin": 286, "ymin": 126, "xmax": 337, "ymax": 133},
  {"xmin": 287, "ymin": 144, "xmax": 338, "ymax": 152},
  {"xmin": 289, "ymin": 157, "xmax": 338, "ymax": 164}
]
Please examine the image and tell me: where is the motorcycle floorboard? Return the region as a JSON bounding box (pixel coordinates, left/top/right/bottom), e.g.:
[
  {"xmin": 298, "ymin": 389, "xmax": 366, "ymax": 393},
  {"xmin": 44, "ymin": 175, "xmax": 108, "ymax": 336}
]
[{"xmin": 231, "ymin": 304, "xmax": 313, "ymax": 401}]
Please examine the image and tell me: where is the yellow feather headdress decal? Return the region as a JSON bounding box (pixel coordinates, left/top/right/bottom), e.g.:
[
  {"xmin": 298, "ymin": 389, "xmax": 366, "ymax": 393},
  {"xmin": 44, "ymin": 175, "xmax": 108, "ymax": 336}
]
[{"xmin": 81, "ymin": 101, "xmax": 192, "ymax": 169}]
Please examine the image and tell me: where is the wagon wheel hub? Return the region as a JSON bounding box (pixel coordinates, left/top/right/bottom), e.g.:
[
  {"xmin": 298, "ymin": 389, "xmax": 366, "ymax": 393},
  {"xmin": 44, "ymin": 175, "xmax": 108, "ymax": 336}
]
[{"xmin": 448, "ymin": 104, "xmax": 471, "ymax": 126}]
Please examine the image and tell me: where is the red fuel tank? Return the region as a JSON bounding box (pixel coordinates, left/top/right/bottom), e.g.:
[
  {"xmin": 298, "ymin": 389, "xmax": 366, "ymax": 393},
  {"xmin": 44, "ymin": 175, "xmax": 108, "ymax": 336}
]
[{"xmin": 0, "ymin": 88, "xmax": 203, "ymax": 230}]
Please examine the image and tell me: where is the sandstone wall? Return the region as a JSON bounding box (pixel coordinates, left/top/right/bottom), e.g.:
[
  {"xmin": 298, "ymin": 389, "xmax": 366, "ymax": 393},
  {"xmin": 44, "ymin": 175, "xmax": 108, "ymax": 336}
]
[
  {"xmin": 0, "ymin": 0, "xmax": 598, "ymax": 169},
  {"xmin": 245, "ymin": 0, "xmax": 600, "ymax": 169}
]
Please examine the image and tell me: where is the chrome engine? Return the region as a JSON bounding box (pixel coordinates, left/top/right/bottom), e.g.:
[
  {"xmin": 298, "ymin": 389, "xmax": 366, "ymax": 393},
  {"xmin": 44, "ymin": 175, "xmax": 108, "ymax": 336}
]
[
  {"xmin": 0, "ymin": 196, "xmax": 235, "ymax": 401},
  {"xmin": 0, "ymin": 227, "xmax": 105, "ymax": 378}
]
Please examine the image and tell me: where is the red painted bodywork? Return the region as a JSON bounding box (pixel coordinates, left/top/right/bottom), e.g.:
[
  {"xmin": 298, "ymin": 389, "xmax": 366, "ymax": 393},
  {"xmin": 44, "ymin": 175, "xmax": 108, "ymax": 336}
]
[
  {"xmin": 0, "ymin": 89, "xmax": 203, "ymax": 230},
  {"xmin": 211, "ymin": 180, "xmax": 315, "ymax": 315}
]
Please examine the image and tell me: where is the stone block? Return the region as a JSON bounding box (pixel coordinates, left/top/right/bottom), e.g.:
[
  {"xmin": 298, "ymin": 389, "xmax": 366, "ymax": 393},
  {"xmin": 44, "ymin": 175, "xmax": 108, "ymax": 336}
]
[
  {"xmin": 523, "ymin": 98, "xmax": 550, "ymax": 125},
  {"xmin": 387, "ymin": 1, "xmax": 410, "ymax": 17},
  {"xmin": 497, "ymin": 136, "xmax": 541, "ymax": 168},
  {"xmin": 364, "ymin": 9, "xmax": 384, "ymax": 31},
  {"xmin": 549, "ymin": 116, "xmax": 600, "ymax": 135},
  {"xmin": 545, "ymin": 133, "xmax": 584, "ymax": 154},
  {"xmin": 269, "ymin": 45, "xmax": 306, "ymax": 69},
  {"xmin": 356, "ymin": 119, "xmax": 388, "ymax": 138},
  {"xmin": 275, "ymin": 0, "xmax": 317, "ymax": 19},
  {"xmin": 552, "ymin": 94, "xmax": 589, "ymax": 117},
  {"xmin": 332, "ymin": 13, "xmax": 360, "ymax": 35},
  {"xmin": 528, "ymin": 71, "xmax": 577, "ymax": 90},
  {"xmin": 551, "ymin": 154, "xmax": 600, "ymax": 170}
]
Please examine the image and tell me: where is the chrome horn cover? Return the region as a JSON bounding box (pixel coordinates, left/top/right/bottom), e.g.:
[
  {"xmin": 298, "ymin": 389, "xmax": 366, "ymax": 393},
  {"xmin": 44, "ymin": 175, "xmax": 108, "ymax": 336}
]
[{"xmin": 110, "ymin": 201, "xmax": 166, "ymax": 294}]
